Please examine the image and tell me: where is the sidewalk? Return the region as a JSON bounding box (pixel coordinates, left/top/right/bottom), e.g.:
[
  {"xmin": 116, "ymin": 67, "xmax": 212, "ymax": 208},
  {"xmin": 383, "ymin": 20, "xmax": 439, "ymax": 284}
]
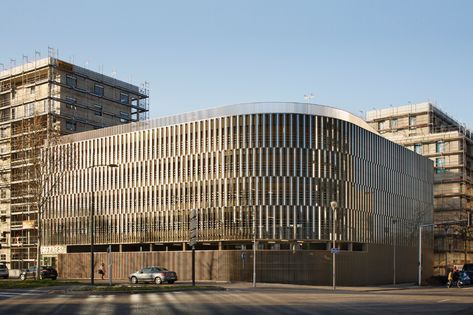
[
  {"xmin": 61, "ymin": 279, "xmax": 423, "ymax": 293},
  {"xmin": 217, "ymin": 281, "xmax": 422, "ymax": 292}
]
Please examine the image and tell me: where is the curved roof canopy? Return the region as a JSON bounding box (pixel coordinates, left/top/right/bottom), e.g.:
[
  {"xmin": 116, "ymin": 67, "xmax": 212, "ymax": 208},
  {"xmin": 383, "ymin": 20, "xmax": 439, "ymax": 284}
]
[{"xmin": 64, "ymin": 102, "xmax": 377, "ymax": 142}]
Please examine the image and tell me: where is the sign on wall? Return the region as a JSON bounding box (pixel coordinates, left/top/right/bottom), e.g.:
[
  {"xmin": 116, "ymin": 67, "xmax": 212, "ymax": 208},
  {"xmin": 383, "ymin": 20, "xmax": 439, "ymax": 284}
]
[
  {"xmin": 22, "ymin": 220, "xmax": 36, "ymax": 229},
  {"xmin": 41, "ymin": 245, "xmax": 67, "ymax": 254}
]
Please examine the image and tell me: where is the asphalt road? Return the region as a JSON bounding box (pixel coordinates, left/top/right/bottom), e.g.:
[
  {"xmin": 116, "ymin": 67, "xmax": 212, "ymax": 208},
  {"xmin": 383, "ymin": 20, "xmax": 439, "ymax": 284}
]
[{"xmin": 1, "ymin": 283, "xmax": 473, "ymax": 314}]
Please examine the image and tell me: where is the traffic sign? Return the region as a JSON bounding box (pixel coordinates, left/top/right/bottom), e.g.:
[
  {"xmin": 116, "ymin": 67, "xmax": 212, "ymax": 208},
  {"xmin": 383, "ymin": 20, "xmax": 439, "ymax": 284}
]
[{"xmin": 330, "ymin": 247, "xmax": 340, "ymax": 254}]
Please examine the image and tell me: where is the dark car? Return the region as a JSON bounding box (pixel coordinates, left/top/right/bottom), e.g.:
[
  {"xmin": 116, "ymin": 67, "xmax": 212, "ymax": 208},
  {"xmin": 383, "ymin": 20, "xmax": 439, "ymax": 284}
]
[
  {"xmin": 20, "ymin": 266, "xmax": 58, "ymax": 280},
  {"xmin": 0, "ymin": 264, "xmax": 8, "ymax": 279},
  {"xmin": 128, "ymin": 266, "xmax": 177, "ymax": 284}
]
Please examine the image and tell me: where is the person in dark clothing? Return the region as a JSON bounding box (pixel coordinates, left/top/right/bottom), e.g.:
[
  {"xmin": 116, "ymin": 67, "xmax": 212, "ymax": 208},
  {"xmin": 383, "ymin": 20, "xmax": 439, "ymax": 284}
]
[
  {"xmin": 452, "ymin": 266, "xmax": 460, "ymax": 282},
  {"xmin": 98, "ymin": 263, "xmax": 105, "ymax": 280}
]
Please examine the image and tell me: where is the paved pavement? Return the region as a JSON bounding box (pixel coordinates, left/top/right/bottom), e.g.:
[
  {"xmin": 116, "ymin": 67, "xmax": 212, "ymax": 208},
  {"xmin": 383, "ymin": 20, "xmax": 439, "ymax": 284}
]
[{"xmin": 60, "ymin": 278, "xmax": 437, "ymax": 292}]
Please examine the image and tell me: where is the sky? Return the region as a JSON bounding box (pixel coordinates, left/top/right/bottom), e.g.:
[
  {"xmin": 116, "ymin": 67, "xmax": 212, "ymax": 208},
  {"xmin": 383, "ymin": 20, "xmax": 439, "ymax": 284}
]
[{"xmin": 1, "ymin": 0, "xmax": 472, "ymax": 127}]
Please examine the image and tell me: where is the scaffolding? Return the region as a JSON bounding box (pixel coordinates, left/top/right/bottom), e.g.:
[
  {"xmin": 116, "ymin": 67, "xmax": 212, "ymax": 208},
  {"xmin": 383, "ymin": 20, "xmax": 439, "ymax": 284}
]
[
  {"xmin": 1, "ymin": 50, "xmax": 150, "ymax": 268},
  {"xmin": 366, "ymin": 102, "xmax": 473, "ymax": 276}
]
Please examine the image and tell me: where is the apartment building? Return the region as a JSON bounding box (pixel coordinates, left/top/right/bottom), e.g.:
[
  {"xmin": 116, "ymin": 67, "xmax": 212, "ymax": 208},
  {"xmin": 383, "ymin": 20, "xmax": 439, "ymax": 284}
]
[
  {"xmin": 0, "ymin": 56, "xmax": 149, "ymax": 269},
  {"xmin": 44, "ymin": 102, "xmax": 433, "ymax": 285},
  {"xmin": 366, "ymin": 102, "xmax": 473, "ymax": 275}
]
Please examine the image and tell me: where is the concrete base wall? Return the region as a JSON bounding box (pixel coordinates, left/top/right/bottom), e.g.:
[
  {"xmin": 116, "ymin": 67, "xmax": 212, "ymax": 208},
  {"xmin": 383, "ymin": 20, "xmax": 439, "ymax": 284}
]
[{"xmin": 58, "ymin": 244, "xmax": 432, "ymax": 285}]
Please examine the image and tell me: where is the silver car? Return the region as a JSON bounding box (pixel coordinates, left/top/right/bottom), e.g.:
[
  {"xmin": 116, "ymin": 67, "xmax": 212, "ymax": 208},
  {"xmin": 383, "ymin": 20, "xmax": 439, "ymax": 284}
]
[
  {"xmin": 128, "ymin": 266, "xmax": 177, "ymax": 285},
  {"xmin": 0, "ymin": 264, "xmax": 8, "ymax": 279}
]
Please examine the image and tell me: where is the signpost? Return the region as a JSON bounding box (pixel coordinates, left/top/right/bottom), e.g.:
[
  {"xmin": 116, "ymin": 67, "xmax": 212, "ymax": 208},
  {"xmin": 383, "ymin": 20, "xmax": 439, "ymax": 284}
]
[
  {"xmin": 330, "ymin": 247, "xmax": 340, "ymax": 254},
  {"xmin": 190, "ymin": 209, "xmax": 197, "ymax": 286},
  {"xmin": 107, "ymin": 245, "xmax": 112, "ymax": 286}
]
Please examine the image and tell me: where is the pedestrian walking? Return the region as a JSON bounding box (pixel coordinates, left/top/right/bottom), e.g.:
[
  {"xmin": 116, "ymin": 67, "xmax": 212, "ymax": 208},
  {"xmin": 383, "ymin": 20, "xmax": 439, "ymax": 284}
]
[{"xmin": 98, "ymin": 263, "xmax": 105, "ymax": 280}]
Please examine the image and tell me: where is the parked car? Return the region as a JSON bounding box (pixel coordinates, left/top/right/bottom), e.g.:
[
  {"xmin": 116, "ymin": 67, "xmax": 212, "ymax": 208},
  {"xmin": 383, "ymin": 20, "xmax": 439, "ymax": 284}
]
[
  {"xmin": 128, "ymin": 266, "xmax": 177, "ymax": 284},
  {"xmin": 19, "ymin": 266, "xmax": 58, "ymax": 280},
  {"xmin": 0, "ymin": 264, "xmax": 8, "ymax": 279},
  {"xmin": 460, "ymin": 271, "xmax": 471, "ymax": 285},
  {"xmin": 462, "ymin": 264, "xmax": 473, "ymax": 284}
]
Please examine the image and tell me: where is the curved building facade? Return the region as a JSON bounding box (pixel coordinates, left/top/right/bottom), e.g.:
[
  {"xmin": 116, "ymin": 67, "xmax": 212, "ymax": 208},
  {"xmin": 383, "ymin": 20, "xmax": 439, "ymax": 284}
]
[{"xmin": 42, "ymin": 102, "xmax": 434, "ymax": 284}]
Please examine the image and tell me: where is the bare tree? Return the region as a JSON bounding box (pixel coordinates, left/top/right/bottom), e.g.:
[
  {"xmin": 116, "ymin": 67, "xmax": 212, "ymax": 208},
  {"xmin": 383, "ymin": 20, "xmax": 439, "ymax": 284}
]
[
  {"xmin": 13, "ymin": 113, "xmax": 72, "ymax": 278},
  {"xmin": 449, "ymin": 212, "xmax": 473, "ymax": 264}
]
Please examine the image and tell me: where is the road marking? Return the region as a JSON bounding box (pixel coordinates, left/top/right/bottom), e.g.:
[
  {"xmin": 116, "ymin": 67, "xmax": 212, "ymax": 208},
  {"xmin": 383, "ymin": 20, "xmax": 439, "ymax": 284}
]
[
  {"xmin": 437, "ymin": 299, "xmax": 450, "ymax": 303},
  {"xmin": 130, "ymin": 292, "xmax": 143, "ymax": 304},
  {"xmin": 104, "ymin": 294, "xmax": 115, "ymax": 302},
  {"xmin": 0, "ymin": 291, "xmax": 42, "ymax": 297}
]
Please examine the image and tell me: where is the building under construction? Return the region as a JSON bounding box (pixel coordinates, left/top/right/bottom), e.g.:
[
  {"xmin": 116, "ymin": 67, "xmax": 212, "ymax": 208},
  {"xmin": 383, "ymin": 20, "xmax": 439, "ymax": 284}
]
[
  {"xmin": 366, "ymin": 102, "xmax": 473, "ymax": 275},
  {"xmin": 0, "ymin": 52, "xmax": 149, "ymax": 269}
]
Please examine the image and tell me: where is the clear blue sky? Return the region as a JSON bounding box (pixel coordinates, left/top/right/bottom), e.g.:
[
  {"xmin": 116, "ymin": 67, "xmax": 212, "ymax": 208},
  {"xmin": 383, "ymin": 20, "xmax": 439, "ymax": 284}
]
[{"xmin": 1, "ymin": 0, "xmax": 472, "ymax": 127}]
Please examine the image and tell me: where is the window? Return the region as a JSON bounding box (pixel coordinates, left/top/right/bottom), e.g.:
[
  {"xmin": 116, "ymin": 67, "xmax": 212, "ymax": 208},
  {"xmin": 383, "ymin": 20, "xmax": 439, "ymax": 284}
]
[
  {"xmin": 94, "ymin": 84, "xmax": 104, "ymax": 96},
  {"xmin": 378, "ymin": 121, "xmax": 386, "ymax": 130},
  {"xmin": 436, "ymin": 141, "xmax": 445, "ymax": 153},
  {"xmin": 435, "ymin": 158, "xmax": 446, "ymax": 173},
  {"xmin": 0, "ymin": 254, "xmax": 6, "ymax": 262},
  {"xmin": 25, "ymin": 103, "xmax": 35, "ymax": 117},
  {"xmin": 66, "ymin": 75, "xmax": 77, "ymax": 88},
  {"xmin": 94, "ymin": 104, "xmax": 102, "ymax": 116},
  {"xmin": 30, "ymin": 86, "xmax": 35, "ymax": 94},
  {"xmin": 0, "ymin": 189, "xmax": 6, "ymax": 199},
  {"xmin": 390, "ymin": 119, "xmax": 398, "ymax": 129},
  {"xmin": 65, "ymin": 97, "xmax": 77, "ymax": 109},
  {"xmin": 66, "ymin": 120, "xmax": 77, "ymax": 131},
  {"xmin": 414, "ymin": 143, "xmax": 423, "ymax": 154},
  {"xmin": 409, "ymin": 115, "xmax": 416, "ymax": 127},
  {"xmin": 120, "ymin": 111, "xmax": 129, "ymax": 123},
  {"xmin": 120, "ymin": 93, "xmax": 129, "ymax": 104}
]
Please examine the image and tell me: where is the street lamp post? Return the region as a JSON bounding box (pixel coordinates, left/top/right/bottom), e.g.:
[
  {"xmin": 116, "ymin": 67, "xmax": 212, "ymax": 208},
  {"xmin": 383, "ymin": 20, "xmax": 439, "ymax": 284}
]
[
  {"xmin": 330, "ymin": 201, "xmax": 337, "ymax": 291},
  {"xmin": 252, "ymin": 206, "xmax": 256, "ymax": 288},
  {"xmin": 89, "ymin": 163, "xmax": 118, "ymax": 285},
  {"xmin": 392, "ymin": 219, "xmax": 397, "ymax": 285}
]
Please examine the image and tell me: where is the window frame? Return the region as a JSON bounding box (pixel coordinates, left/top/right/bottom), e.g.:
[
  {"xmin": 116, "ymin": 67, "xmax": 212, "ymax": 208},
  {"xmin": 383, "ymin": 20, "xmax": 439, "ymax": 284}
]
[
  {"xmin": 120, "ymin": 92, "xmax": 129, "ymax": 104},
  {"xmin": 119, "ymin": 111, "xmax": 130, "ymax": 123},
  {"xmin": 94, "ymin": 104, "xmax": 103, "ymax": 116},
  {"xmin": 94, "ymin": 84, "xmax": 104, "ymax": 97},
  {"xmin": 66, "ymin": 75, "xmax": 77, "ymax": 88},
  {"xmin": 65, "ymin": 97, "xmax": 77, "ymax": 109},
  {"xmin": 65, "ymin": 120, "xmax": 77, "ymax": 131},
  {"xmin": 414, "ymin": 143, "xmax": 422, "ymax": 154}
]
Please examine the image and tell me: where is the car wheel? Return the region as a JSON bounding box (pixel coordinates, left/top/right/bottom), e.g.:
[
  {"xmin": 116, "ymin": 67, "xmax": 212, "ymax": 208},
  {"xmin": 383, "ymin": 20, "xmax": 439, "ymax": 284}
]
[
  {"xmin": 155, "ymin": 277, "xmax": 162, "ymax": 285},
  {"xmin": 168, "ymin": 280, "xmax": 174, "ymax": 284},
  {"xmin": 20, "ymin": 274, "xmax": 26, "ymax": 281},
  {"xmin": 130, "ymin": 276, "xmax": 138, "ymax": 284}
]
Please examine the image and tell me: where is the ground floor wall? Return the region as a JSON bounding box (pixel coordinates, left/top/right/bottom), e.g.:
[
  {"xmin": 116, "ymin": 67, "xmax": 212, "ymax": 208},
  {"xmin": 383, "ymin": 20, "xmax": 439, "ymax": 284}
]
[{"xmin": 57, "ymin": 244, "xmax": 432, "ymax": 285}]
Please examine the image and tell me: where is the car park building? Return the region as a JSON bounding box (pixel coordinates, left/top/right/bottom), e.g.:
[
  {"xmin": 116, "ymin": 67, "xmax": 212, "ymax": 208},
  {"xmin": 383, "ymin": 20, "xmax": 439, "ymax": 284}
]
[{"xmin": 43, "ymin": 102, "xmax": 434, "ymax": 285}]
